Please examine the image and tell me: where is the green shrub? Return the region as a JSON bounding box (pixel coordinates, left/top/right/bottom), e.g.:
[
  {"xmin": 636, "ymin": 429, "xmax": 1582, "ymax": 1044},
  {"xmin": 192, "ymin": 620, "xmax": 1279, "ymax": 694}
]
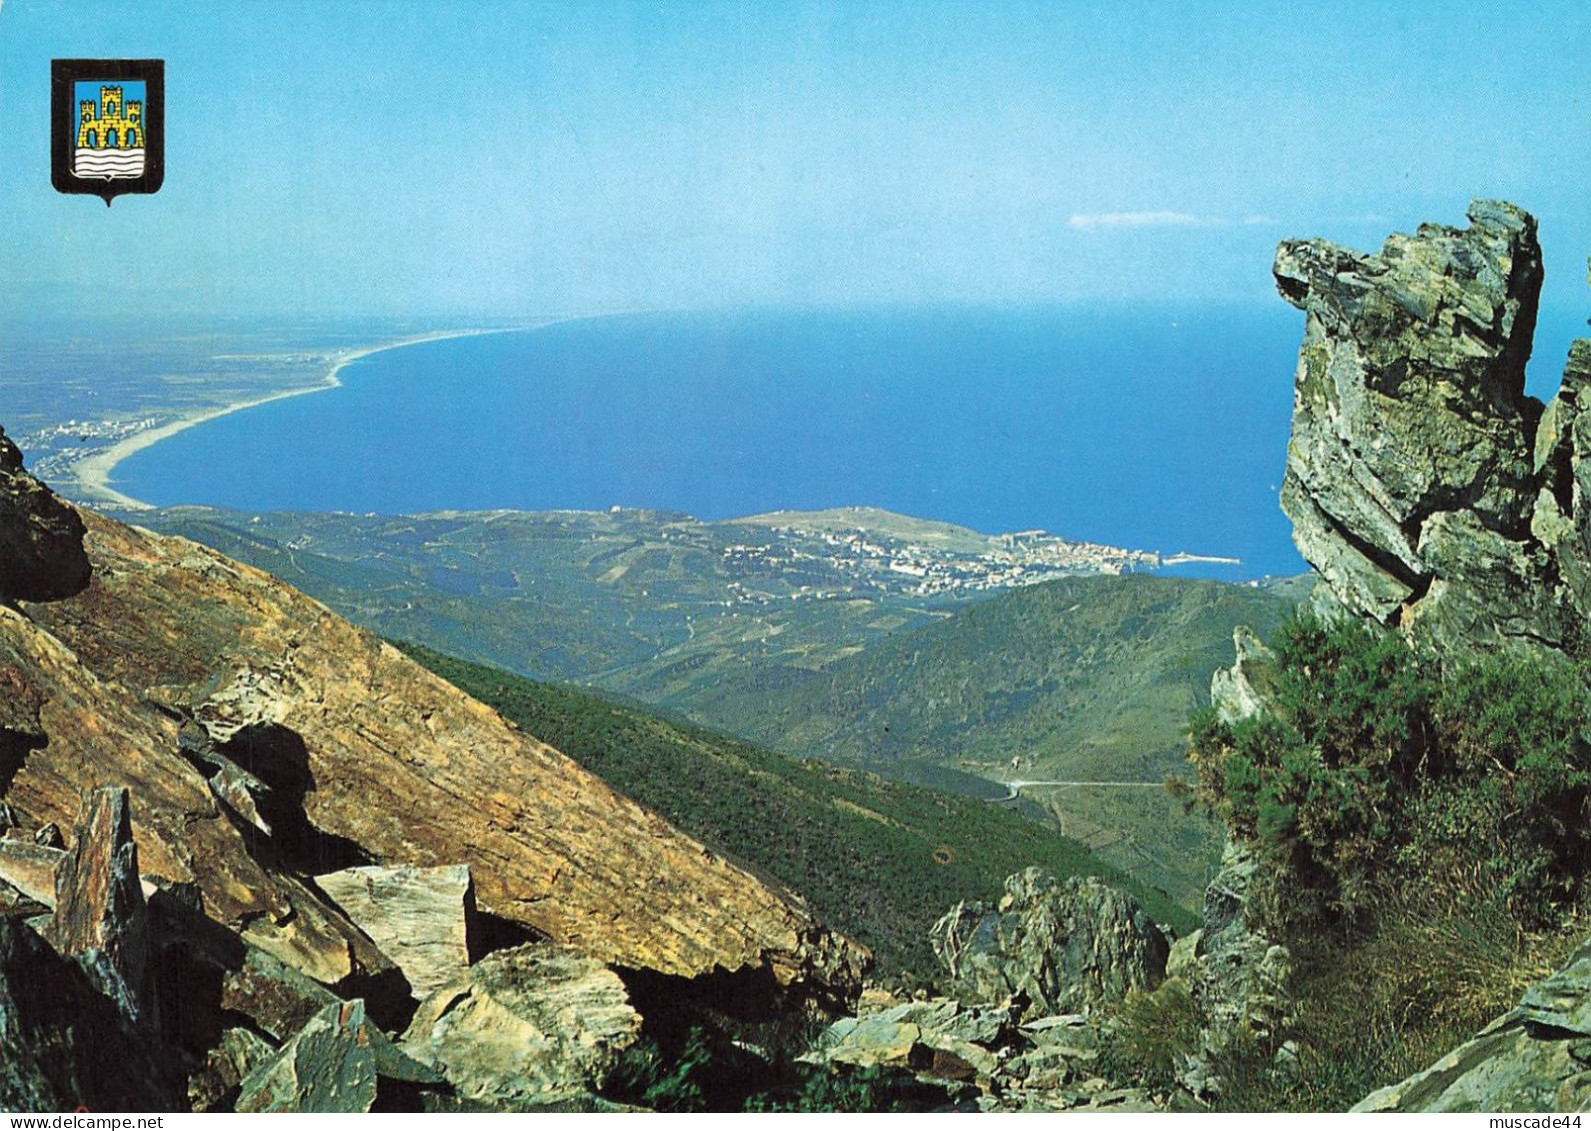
[
  {"xmin": 1432, "ymin": 651, "xmax": 1591, "ymax": 922},
  {"xmin": 1273, "ymin": 613, "xmax": 1431, "ymax": 775},
  {"xmin": 1188, "ymin": 612, "xmax": 1591, "ymax": 933},
  {"xmin": 1183, "ymin": 611, "xmax": 1591, "ymax": 1110}
]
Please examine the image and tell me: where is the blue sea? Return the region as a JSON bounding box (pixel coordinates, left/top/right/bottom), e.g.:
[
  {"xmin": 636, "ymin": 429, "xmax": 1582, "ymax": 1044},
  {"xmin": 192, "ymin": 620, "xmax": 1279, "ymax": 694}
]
[{"xmin": 116, "ymin": 306, "xmax": 1325, "ymax": 578}]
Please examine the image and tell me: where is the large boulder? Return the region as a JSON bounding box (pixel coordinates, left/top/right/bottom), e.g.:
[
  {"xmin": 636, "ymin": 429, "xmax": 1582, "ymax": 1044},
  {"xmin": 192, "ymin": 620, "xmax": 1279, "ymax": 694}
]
[
  {"xmin": 930, "ymin": 870, "xmax": 1169, "ymax": 1020},
  {"xmin": 1353, "ymin": 936, "xmax": 1591, "ymax": 1112},
  {"xmin": 401, "ymin": 942, "xmax": 642, "ymax": 1106},
  {"xmin": 0, "ymin": 427, "xmax": 91, "ymax": 603},
  {"xmin": 1274, "ymin": 200, "xmax": 1573, "ymax": 652},
  {"xmin": 316, "ymin": 863, "xmax": 477, "ymax": 1001}
]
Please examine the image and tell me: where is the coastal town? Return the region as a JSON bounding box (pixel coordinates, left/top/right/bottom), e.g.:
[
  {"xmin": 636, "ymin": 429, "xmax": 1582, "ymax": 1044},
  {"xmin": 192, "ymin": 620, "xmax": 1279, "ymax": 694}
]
[
  {"xmin": 19, "ymin": 416, "xmax": 161, "ymax": 487},
  {"xmin": 716, "ymin": 513, "xmax": 1237, "ymax": 603}
]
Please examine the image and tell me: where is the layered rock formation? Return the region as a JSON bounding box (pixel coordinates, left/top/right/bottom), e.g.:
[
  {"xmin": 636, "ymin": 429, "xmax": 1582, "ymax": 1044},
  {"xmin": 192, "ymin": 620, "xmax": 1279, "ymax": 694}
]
[
  {"xmin": 1274, "ymin": 199, "xmax": 1591, "ymax": 653},
  {"xmin": 3, "ymin": 505, "xmax": 865, "ymax": 995},
  {"xmin": 930, "ymin": 869, "xmax": 1168, "ymax": 1020},
  {"xmin": 0, "ymin": 432, "xmax": 867, "ymax": 1109},
  {"xmin": 1236, "ymin": 200, "xmax": 1591, "ymax": 1111}
]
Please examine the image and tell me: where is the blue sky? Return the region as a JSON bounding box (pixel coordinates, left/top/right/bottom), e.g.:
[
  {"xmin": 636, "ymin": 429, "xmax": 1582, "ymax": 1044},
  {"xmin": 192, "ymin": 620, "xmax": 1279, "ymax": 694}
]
[{"xmin": 2, "ymin": 0, "xmax": 1588, "ymax": 319}]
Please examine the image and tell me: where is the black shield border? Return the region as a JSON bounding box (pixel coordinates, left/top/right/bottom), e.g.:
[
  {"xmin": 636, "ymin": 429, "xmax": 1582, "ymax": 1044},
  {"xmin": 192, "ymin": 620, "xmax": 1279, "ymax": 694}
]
[{"xmin": 52, "ymin": 58, "xmax": 165, "ymax": 206}]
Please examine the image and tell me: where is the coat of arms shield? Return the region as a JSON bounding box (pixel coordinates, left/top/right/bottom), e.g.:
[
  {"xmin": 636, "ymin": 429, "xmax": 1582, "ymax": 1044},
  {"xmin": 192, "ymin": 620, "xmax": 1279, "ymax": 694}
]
[{"xmin": 52, "ymin": 58, "xmax": 164, "ymax": 205}]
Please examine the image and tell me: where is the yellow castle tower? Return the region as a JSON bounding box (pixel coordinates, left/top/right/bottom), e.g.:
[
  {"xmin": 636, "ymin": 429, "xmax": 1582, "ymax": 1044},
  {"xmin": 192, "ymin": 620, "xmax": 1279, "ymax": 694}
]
[{"xmin": 77, "ymin": 85, "xmax": 144, "ymax": 150}]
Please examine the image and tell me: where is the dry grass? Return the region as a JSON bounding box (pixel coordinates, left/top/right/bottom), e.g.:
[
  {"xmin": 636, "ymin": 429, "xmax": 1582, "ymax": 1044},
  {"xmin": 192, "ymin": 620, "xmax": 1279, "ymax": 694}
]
[{"xmin": 1217, "ymin": 874, "xmax": 1587, "ymax": 1112}]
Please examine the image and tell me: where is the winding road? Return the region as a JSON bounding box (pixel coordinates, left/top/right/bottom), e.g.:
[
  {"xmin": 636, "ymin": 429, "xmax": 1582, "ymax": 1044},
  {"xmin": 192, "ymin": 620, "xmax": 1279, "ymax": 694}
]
[{"xmin": 999, "ymin": 779, "xmax": 1164, "ymax": 801}]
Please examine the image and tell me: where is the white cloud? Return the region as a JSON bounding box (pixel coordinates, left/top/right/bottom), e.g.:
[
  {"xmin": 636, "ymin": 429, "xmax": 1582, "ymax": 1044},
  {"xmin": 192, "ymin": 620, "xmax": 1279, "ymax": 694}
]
[
  {"xmin": 1066, "ymin": 210, "xmax": 1209, "ymax": 231},
  {"xmin": 1066, "ymin": 211, "xmax": 1283, "ymax": 232}
]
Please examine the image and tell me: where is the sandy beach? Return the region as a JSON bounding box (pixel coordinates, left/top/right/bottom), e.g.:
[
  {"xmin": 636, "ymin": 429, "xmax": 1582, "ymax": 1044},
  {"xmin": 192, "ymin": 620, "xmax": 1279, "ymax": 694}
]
[{"xmin": 73, "ymin": 327, "xmax": 524, "ymax": 509}]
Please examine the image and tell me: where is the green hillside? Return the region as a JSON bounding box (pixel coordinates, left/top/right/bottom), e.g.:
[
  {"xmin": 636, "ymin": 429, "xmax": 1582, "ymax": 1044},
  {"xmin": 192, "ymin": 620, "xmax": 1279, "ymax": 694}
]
[
  {"xmin": 672, "ymin": 572, "xmax": 1296, "ymax": 785},
  {"xmin": 396, "ymin": 641, "xmax": 1197, "ymax": 980}
]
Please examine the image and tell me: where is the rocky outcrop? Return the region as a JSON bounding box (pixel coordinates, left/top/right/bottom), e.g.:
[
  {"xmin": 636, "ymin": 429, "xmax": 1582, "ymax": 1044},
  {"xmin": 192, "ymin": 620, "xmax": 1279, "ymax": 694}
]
[
  {"xmin": 0, "ymin": 425, "xmax": 91, "ymax": 603},
  {"xmin": 1207, "ymin": 202, "xmax": 1591, "ymax": 1112},
  {"xmin": 1532, "ymin": 338, "xmax": 1591, "ymax": 622},
  {"xmin": 1188, "ymin": 627, "xmax": 1302, "ymax": 1099},
  {"xmin": 1177, "ymin": 841, "xmax": 1292, "ymax": 1097},
  {"xmin": 1191, "ymin": 844, "xmax": 1291, "ymax": 1047},
  {"xmin": 797, "ymin": 872, "xmax": 1178, "ymax": 1111},
  {"xmin": 1353, "ymin": 937, "xmax": 1591, "ymax": 1112},
  {"xmin": 930, "ymin": 869, "xmax": 1168, "ymax": 1020},
  {"xmin": 0, "ymin": 915, "xmax": 183, "ymax": 1110},
  {"xmin": 0, "ymin": 430, "xmax": 871, "ymax": 1109},
  {"xmin": 1273, "ymin": 200, "xmax": 1589, "ymax": 653},
  {"xmin": 400, "ymin": 943, "xmax": 642, "ymax": 1106},
  {"xmin": 802, "ymin": 988, "xmax": 1163, "ymax": 1112},
  {"xmin": 46, "ymin": 787, "xmax": 151, "ymax": 1020},
  {"xmin": 1209, "ymin": 627, "xmax": 1280, "ymax": 724},
  {"xmin": 0, "ymin": 594, "xmax": 387, "ymax": 984}
]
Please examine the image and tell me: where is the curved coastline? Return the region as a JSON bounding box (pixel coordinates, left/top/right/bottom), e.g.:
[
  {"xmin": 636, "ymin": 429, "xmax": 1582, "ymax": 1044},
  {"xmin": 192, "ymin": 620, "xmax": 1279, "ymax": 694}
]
[{"xmin": 74, "ymin": 326, "xmax": 534, "ymax": 510}]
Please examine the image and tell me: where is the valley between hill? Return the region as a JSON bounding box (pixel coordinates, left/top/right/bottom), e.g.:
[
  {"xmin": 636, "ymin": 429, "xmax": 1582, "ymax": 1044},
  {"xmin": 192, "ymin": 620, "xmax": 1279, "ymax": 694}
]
[{"xmin": 393, "ymin": 640, "xmax": 1195, "ymax": 979}]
